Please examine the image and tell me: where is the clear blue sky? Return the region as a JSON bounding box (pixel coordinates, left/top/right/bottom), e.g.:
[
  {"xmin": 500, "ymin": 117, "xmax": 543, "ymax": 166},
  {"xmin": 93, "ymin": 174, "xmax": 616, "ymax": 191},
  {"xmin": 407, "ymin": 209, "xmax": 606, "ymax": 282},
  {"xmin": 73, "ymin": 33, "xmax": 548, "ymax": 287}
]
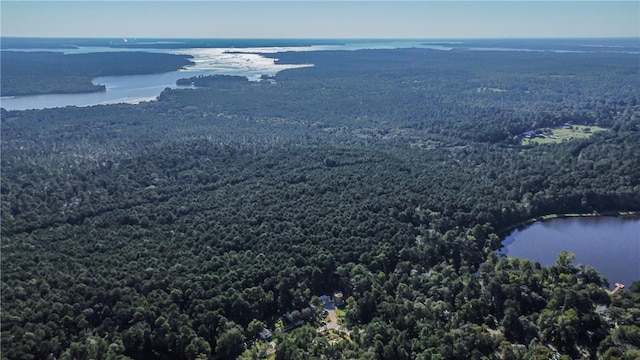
[{"xmin": 1, "ymin": 1, "xmax": 638, "ymax": 39}]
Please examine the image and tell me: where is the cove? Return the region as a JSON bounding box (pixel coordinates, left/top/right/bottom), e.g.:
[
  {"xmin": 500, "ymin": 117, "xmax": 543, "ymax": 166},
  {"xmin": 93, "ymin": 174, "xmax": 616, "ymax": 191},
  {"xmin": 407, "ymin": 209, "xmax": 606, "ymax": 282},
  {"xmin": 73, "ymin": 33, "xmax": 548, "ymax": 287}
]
[{"xmin": 500, "ymin": 216, "xmax": 640, "ymax": 288}]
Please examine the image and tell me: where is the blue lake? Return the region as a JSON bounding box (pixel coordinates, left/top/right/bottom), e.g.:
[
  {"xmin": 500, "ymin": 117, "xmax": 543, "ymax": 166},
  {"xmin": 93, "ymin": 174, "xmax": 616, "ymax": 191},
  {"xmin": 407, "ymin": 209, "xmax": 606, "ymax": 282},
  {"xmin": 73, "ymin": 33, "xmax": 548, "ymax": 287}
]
[
  {"xmin": 3, "ymin": 38, "xmax": 637, "ymax": 111},
  {"xmin": 1, "ymin": 40, "xmax": 430, "ymax": 111},
  {"xmin": 1, "ymin": 72, "xmax": 199, "ymax": 110},
  {"xmin": 500, "ymin": 216, "xmax": 640, "ymax": 288}
]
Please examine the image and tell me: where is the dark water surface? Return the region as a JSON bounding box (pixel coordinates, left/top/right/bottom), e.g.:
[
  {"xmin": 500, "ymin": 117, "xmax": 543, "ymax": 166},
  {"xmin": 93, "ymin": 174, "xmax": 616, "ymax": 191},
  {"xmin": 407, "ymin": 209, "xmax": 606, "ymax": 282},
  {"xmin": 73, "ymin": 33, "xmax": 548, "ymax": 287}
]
[{"xmin": 500, "ymin": 216, "xmax": 640, "ymax": 287}]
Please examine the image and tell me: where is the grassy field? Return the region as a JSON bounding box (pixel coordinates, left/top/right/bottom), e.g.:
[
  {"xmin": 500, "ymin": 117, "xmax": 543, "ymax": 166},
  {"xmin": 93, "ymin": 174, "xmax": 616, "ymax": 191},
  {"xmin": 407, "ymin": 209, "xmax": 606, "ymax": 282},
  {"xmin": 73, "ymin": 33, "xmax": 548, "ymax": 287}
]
[
  {"xmin": 476, "ymin": 86, "xmax": 507, "ymax": 93},
  {"xmin": 522, "ymin": 125, "xmax": 607, "ymax": 145}
]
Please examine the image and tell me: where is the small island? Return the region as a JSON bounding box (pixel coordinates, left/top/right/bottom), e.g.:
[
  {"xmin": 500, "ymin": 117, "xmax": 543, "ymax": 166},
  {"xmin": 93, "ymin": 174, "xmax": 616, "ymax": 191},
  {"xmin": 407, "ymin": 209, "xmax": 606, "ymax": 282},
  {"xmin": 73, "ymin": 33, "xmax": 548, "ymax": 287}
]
[{"xmin": 176, "ymin": 74, "xmax": 250, "ymax": 87}]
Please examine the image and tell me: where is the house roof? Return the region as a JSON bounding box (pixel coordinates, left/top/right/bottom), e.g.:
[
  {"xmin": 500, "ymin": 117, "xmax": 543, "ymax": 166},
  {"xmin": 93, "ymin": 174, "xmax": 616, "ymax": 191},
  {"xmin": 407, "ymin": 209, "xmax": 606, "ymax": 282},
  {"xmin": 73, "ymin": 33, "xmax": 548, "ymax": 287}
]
[{"xmin": 259, "ymin": 328, "xmax": 273, "ymax": 340}]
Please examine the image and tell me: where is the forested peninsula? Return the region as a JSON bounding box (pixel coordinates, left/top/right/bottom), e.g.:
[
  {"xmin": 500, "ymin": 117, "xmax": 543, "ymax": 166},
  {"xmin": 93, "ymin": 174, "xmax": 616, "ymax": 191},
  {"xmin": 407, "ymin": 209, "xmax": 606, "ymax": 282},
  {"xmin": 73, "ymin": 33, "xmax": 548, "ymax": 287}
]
[
  {"xmin": 2, "ymin": 46, "xmax": 640, "ymax": 360},
  {"xmin": 0, "ymin": 51, "xmax": 193, "ymax": 96}
]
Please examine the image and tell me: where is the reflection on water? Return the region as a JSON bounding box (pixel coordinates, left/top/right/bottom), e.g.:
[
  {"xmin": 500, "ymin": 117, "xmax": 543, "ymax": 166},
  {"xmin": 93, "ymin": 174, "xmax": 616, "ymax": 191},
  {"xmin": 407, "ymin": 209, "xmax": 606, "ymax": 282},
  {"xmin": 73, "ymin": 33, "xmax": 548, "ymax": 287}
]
[
  {"xmin": 0, "ymin": 50, "xmax": 314, "ymax": 110},
  {"xmin": 500, "ymin": 216, "xmax": 640, "ymax": 288},
  {"xmin": 2, "ymin": 38, "xmax": 638, "ymax": 110},
  {"xmin": 3, "ymin": 41, "xmax": 423, "ymax": 111}
]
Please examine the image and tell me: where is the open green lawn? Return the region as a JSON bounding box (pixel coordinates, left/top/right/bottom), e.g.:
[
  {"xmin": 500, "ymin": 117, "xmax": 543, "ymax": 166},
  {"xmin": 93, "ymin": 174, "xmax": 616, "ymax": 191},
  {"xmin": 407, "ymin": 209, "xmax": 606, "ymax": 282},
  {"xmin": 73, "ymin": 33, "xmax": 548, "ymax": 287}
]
[{"xmin": 522, "ymin": 125, "xmax": 607, "ymax": 145}]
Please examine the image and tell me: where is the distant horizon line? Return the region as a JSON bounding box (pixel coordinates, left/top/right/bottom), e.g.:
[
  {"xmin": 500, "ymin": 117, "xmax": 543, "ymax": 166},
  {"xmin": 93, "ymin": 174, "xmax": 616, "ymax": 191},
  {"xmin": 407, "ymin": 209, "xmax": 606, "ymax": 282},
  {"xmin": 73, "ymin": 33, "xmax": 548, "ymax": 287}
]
[{"xmin": 2, "ymin": 36, "xmax": 639, "ymax": 40}]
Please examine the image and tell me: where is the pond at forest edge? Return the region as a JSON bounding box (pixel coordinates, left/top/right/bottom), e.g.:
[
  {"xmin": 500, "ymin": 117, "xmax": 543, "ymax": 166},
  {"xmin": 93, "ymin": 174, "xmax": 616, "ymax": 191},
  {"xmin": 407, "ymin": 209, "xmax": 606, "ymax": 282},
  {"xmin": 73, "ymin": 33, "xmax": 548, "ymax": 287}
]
[{"xmin": 499, "ymin": 216, "xmax": 640, "ymax": 288}]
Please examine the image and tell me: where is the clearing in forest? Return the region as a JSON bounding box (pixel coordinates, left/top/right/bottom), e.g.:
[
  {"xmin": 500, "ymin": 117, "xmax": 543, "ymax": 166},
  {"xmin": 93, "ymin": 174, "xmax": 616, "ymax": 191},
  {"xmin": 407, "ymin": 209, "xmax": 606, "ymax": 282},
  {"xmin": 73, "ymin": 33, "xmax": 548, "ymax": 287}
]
[{"xmin": 521, "ymin": 125, "xmax": 607, "ymax": 145}]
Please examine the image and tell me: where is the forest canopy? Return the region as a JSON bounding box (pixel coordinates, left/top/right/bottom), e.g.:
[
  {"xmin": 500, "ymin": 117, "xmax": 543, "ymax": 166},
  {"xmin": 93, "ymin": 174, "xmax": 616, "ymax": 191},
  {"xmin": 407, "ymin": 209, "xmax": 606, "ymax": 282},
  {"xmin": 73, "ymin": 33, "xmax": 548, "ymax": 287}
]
[{"xmin": 2, "ymin": 44, "xmax": 640, "ymax": 359}]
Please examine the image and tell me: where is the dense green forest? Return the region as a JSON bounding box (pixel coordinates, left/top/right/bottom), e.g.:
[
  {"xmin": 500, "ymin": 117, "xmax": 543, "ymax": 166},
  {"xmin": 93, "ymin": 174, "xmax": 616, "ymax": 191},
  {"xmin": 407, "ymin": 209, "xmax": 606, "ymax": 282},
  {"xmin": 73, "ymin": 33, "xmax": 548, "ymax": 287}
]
[
  {"xmin": 2, "ymin": 46, "xmax": 640, "ymax": 360},
  {"xmin": 0, "ymin": 51, "xmax": 193, "ymax": 96}
]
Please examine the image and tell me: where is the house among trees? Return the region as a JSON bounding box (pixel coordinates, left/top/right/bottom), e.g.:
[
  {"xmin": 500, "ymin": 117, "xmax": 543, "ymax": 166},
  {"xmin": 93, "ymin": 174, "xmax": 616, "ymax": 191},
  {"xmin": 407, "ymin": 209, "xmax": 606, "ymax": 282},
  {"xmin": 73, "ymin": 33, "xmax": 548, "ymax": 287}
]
[
  {"xmin": 319, "ymin": 295, "xmax": 332, "ymax": 305},
  {"xmin": 259, "ymin": 328, "xmax": 273, "ymax": 342}
]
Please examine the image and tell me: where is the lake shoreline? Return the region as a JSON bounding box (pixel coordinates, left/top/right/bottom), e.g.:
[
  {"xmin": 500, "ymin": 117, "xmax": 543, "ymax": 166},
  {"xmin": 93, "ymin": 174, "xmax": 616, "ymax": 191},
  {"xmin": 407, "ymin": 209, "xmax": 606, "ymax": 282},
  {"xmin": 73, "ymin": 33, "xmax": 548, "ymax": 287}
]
[
  {"xmin": 499, "ymin": 214, "xmax": 640, "ymax": 288},
  {"xmin": 3, "ymin": 38, "xmax": 638, "ymax": 111},
  {"xmin": 497, "ymin": 210, "xmax": 640, "ymax": 238},
  {"xmin": 1, "ymin": 86, "xmax": 106, "ymax": 98}
]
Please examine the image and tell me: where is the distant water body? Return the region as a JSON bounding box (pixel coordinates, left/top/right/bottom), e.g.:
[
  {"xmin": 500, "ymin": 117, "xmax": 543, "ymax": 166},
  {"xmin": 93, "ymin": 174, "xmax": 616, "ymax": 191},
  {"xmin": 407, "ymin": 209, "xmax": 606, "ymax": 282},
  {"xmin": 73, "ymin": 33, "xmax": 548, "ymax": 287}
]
[
  {"xmin": 500, "ymin": 216, "xmax": 640, "ymax": 288},
  {"xmin": 2, "ymin": 38, "xmax": 638, "ymax": 111}
]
